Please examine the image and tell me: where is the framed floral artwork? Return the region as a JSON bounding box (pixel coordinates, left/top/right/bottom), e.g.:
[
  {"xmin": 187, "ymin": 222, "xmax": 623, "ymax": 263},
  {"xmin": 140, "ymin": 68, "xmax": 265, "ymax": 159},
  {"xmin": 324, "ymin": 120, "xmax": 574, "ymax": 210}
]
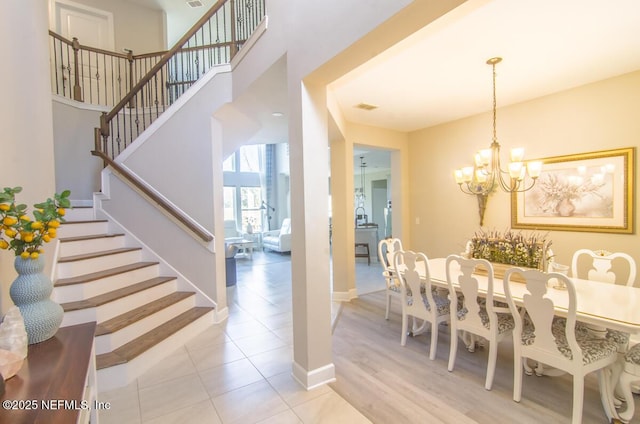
[{"xmin": 511, "ymin": 147, "xmax": 635, "ymax": 233}]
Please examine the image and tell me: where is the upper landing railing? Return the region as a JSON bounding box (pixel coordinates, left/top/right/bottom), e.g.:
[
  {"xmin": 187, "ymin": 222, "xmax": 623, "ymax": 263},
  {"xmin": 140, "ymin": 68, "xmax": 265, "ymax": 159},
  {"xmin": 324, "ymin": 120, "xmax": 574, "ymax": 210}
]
[
  {"xmin": 49, "ymin": 0, "xmax": 265, "ymax": 160},
  {"xmin": 96, "ymin": 0, "xmax": 265, "ymax": 161},
  {"xmin": 49, "ymin": 0, "xmax": 265, "ymax": 243},
  {"xmin": 49, "ymin": 32, "xmax": 165, "ymax": 108}
]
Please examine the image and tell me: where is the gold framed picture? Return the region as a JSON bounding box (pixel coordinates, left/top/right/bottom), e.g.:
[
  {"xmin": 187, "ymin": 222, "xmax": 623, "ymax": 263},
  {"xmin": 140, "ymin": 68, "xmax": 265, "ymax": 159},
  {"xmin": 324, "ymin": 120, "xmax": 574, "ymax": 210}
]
[{"xmin": 511, "ymin": 147, "xmax": 635, "ymax": 234}]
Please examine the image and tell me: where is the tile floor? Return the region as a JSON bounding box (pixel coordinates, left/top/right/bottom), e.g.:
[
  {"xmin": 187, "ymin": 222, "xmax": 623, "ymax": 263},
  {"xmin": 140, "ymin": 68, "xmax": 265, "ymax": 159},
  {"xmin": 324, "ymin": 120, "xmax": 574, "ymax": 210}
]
[{"xmin": 98, "ymin": 251, "xmax": 380, "ymax": 424}]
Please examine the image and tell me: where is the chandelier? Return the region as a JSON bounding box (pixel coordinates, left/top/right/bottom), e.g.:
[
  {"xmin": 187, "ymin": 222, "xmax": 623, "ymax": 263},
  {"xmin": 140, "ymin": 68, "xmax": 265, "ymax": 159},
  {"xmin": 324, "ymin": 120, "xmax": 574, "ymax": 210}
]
[{"xmin": 454, "ymin": 57, "xmax": 542, "ymax": 197}]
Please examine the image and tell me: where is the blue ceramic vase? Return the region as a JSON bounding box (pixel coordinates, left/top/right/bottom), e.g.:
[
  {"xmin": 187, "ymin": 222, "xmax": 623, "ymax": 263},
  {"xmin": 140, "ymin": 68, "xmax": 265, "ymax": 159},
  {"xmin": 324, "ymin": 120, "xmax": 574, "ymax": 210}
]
[{"xmin": 9, "ymin": 256, "xmax": 63, "ymax": 344}]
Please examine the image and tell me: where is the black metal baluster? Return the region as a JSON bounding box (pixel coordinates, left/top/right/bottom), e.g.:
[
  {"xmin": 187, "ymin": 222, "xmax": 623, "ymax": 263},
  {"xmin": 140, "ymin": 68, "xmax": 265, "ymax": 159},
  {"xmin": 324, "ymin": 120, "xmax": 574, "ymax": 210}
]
[{"xmin": 64, "ymin": 43, "xmax": 71, "ymax": 99}]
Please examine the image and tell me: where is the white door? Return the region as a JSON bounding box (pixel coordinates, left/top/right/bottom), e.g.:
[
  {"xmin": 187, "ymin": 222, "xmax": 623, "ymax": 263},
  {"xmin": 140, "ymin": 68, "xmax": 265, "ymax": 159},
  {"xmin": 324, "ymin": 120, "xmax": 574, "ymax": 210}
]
[{"xmin": 50, "ymin": 0, "xmax": 115, "ymax": 104}]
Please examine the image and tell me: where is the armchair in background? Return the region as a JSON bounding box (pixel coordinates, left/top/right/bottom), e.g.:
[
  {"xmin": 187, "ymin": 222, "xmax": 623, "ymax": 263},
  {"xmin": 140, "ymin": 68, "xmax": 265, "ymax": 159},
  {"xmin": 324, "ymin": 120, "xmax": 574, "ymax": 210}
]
[
  {"xmin": 224, "ymin": 220, "xmax": 243, "ymax": 242},
  {"xmin": 263, "ymin": 218, "xmax": 291, "ymax": 253}
]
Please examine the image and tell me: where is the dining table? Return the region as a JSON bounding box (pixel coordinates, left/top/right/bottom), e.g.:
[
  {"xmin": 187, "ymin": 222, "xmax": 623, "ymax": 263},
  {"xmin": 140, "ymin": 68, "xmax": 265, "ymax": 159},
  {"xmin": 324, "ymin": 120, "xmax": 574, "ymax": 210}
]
[{"xmin": 403, "ymin": 257, "xmax": 640, "ymax": 423}]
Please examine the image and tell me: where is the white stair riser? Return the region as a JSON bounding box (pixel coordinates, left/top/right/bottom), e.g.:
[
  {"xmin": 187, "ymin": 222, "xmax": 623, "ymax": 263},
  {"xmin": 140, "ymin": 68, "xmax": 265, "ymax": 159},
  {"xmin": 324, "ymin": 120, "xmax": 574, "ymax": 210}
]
[
  {"xmin": 94, "ymin": 295, "xmax": 196, "ymax": 355},
  {"xmin": 58, "ymin": 235, "xmax": 126, "ymax": 257},
  {"xmin": 53, "ymin": 264, "xmax": 161, "ymax": 303},
  {"xmin": 56, "ymin": 250, "xmax": 142, "ymax": 278},
  {"xmin": 97, "ymin": 311, "xmax": 215, "ymax": 392},
  {"xmin": 65, "ymin": 208, "xmax": 95, "ymax": 221},
  {"xmin": 58, "ymin": 221, "xmax": 109, "ymax": 238},
  {"xmin": 61, "ymin": 280, "xmax": 177, "ymax": 326}
]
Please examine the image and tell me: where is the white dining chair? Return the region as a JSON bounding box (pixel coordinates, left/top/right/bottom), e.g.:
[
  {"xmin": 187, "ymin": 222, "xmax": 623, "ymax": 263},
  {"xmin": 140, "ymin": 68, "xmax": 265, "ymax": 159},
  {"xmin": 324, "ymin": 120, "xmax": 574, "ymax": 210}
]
[
  {"xmin": 445, "ymin": 255, "xmax": 514, "ymax": 390},
  {"xmin": 503, "ymin": 267, "xmax": 619, "ymax": 424},
  {"xmin": 616, "ymin": 343, "xmax": 640, "ymax": 423},
  {"xmin": 571, "ymin": 249, "xmax": 637, "ymax": 349},
  {"xmin": 571, "ymin": 249, "xmax": 637, "ymax": 287},
  {"xmin": 394, "ymin": 250, "xmax": 450, "ymax": 360},
  {"xmin": 378, "ymin": 238, "xmax": 403, "ymax": 320}
]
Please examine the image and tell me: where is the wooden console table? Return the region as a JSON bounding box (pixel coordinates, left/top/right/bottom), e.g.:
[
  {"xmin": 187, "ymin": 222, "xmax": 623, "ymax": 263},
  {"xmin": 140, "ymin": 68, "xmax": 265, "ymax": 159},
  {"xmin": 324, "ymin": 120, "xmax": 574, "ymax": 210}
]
[{"xmin": 0, "ymin": 322, "xmax": 98, "ymax": 424}]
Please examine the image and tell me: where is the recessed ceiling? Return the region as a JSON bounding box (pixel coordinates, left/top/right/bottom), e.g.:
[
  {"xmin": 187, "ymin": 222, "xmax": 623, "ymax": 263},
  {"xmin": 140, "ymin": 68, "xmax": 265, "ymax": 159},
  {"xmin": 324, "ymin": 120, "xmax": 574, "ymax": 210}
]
[{"xmin": 330, "ymin": 0, "xmax": 640, "ymax": 132}]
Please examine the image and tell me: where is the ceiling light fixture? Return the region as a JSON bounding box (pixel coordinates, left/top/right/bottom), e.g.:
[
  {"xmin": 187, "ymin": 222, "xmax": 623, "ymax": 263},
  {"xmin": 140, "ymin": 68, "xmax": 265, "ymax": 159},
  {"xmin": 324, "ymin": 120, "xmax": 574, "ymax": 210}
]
[
  {"xmin": 453, "ymin": 57, "xmax": 542, "ymax": 225},
  {"xmin": 454, "ymin": 57, "xmax": 542, "ymax": 195}
]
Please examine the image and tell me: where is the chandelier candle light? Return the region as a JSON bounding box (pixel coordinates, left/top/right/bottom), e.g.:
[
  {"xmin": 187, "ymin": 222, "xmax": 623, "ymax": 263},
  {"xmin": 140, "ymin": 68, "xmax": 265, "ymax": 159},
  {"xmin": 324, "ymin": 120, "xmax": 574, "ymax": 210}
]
[
  {"xmin": 454, "ymin": 57, "xmax": 543, "ymax": 194},
  {"xmin": 454, "ymin": 57, "xmax": 543, "ymax": 225}
]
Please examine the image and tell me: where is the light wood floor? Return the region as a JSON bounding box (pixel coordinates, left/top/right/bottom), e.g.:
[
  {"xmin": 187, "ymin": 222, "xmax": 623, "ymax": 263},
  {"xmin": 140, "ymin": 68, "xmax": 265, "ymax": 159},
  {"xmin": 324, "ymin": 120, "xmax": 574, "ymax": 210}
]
[{"xmin": 330, "ymin": 290, "xmax": 638, "ymax": 424}]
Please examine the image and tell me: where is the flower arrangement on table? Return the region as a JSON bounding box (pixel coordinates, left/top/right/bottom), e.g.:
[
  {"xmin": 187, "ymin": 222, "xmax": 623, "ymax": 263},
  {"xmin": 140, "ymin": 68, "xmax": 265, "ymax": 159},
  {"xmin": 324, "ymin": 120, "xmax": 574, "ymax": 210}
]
[
  {"xmin": 0, "ymin": 187, "xmax": 71, "ymax": 259},
  {"xmin": 465, "ymin": 229, "xmax": 553, "ymax": 271}
]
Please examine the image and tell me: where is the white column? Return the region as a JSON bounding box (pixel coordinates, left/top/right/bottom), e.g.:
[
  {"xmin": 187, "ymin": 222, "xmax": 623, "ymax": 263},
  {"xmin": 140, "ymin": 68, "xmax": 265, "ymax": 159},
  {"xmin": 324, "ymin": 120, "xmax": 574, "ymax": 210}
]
[{"xmin": 289, "ymin": 80, "xmax": 335, "ymax": 388}]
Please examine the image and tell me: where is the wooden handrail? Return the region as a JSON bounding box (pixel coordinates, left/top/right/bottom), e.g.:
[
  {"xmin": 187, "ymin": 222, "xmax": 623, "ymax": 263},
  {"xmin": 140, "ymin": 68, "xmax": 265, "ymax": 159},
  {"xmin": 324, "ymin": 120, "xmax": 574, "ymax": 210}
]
[
  {"xmin": 91, "ymin": 147, "xmax": 213, "ymax": 243},
  {"xmin": 85, "ymin": 0, "xmax": 264, "ymax": 245},
  {"xmin": 91, "ymin": 0, "xmax": 266, "ymax": 151},
  {"xmin": 50, "ymin": 30, "xmax": 168, "ymax": 60},
  {"xmin": 102, "ymin": 0, "xmax": 228, "ymax": 126},
  {"xmin": 49, "ymin": 31, "xmax": 130, "ymax": 59}
]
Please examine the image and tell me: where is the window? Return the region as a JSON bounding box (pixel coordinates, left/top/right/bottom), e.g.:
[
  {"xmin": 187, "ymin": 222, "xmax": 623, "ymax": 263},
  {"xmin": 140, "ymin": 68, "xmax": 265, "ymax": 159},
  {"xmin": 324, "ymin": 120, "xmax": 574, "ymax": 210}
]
[
  {"xmin": 239, "ymin": 145, "xmax": 262, "ymax": 172},
  {"xmin": 241, "ymin": 187, "xmax": 263, "ymax": 232},
  {"xmin": 223, "ymin": 187, "xmax": 236, "ymax": 221},
  {"xmin": 223, "ymin": 154, "xmax": 235, "ymax": 171},
  {"xmin": 223, "ymin": 145, "xmax": 266, "ymax": 232}
]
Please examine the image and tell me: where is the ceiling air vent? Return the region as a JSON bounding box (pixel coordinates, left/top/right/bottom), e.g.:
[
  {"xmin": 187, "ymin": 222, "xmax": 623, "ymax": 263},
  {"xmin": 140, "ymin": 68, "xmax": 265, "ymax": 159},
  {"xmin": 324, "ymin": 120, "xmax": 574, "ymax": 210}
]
[
  {"xmin": 355, "ymin": 103, "xmax": 378, "ymax": 111},
  {"xmin": 186, "ymin": 0, "xmax": 204, "ymax": 8}
]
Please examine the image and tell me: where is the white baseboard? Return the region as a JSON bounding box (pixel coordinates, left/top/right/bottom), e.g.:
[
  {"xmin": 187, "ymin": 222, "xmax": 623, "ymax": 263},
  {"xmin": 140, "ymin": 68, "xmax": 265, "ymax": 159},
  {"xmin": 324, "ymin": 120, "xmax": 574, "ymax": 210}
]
[
  {"xmin": 332, "ymin": 289, "xmax": 357, "ymax": 302},
  {"xmin": 214, "ymin": 306, "xmax": 229, "ymax": 323},
  {"xmin": 291, "ymin": 362, "xmax": 336, "ymax": 390}
]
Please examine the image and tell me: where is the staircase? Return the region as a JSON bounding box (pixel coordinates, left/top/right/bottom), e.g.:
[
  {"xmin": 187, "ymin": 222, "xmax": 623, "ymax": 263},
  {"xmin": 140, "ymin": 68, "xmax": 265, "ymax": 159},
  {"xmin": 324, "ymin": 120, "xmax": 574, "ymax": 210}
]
[{"xmin": 53, "ymin": 207, "xmax": 215, "ymax": 392}]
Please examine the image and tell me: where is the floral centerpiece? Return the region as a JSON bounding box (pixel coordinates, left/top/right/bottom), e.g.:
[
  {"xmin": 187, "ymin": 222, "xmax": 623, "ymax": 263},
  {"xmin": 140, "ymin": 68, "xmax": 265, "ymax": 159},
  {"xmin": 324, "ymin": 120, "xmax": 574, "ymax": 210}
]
[
  {"xmin": 0, "ymin": 187, "xmax": 70, "ymax": 258},
  {"xmin": 465, "ymin": 229, "xmax": 553, "ymax": 271},
  {"xmin": 0, "ymin": 187, "xmax": 70, "ymax": 344}
]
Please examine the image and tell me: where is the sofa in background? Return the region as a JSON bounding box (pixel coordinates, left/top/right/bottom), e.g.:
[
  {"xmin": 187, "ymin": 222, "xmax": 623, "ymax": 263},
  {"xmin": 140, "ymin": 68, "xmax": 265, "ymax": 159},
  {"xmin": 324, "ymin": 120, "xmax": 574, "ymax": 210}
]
[{"xmin": 262, "ymin": 218, "xmax": 291, "ymax": 253}]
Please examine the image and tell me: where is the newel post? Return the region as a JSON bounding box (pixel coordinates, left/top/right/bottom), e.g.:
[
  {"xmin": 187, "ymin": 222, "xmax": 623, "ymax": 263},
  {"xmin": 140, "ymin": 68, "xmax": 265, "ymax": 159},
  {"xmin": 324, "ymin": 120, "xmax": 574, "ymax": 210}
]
[
  {"xmin": 229, "ymin": 0, "xmax": 238, "ymax": 58},
  {"xmin": 71, "ymin": 37, "xmax": 83, "ymax": 102},
  {"xmin": 126, "ymin": 49, "xmax": 136, "ymax": 109}
]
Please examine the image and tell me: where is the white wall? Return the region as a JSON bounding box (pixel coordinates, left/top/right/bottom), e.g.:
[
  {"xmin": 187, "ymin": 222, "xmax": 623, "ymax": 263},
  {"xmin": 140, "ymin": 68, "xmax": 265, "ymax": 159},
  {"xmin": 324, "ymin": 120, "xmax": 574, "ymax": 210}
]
[
  {"xmin": 98, "ymin": 68, "xmax": 232, "ymax": 308},
  {"xmin": 164, "ymin": 0, "xmax": 218, "ymax": 47},
  {"xmin": 409, "ymin": 70, "xmax": 640, "ymax": 279},
  {"xmin": 0, "ymin": 1, "xmax": 57, "ymax": 313},
  {"xmin": 122, "ymin": 69, "xmax": 232, "ymax": 228},
  {"xmin": 52, "ymin": 98, "xmax": 106, "ymax": 203}
]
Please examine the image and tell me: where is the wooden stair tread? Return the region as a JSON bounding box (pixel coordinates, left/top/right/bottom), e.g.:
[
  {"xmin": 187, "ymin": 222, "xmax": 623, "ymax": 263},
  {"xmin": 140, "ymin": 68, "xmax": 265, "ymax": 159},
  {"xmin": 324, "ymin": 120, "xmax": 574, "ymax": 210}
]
[
  {"xmin": 55, "ymin": 261, "xmax": 159, "ymax": 287},
  {"xmin": 61, "ymin": 276, "xmax": 176, "ymax": 311},
  {"xmin": 95, "ymin": 292, "xmax": 195, "ymax": 336},
  {"xmin": 58, "ymin": 247, "xmax": 141, "ymax": 263},
  {"xmin": 61, "ymin": 219, "xmax": 108, "ymax": 224},
  {"xmin": 96, "ymin": 307, "xmax": 213, "ymax": 369},
  {"xmin": 59, "ymin": 233, "xmax": 125, "ymax": 243}
]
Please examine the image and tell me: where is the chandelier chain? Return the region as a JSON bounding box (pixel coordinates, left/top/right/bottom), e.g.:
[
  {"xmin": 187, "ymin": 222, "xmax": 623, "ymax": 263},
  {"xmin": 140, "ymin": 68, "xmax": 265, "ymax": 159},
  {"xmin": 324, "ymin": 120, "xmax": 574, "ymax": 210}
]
[{"xmin": 492, "ymin": 62, "xmax": 497, "ymax": 144}]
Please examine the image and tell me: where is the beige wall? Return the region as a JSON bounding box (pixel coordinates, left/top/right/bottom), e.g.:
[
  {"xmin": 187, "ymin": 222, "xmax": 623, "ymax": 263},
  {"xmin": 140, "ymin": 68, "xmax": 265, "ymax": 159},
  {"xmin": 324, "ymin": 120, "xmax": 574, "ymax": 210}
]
[{"xmin": 408, "ymin": 70, "xmax": 640, "ymax": 282}]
